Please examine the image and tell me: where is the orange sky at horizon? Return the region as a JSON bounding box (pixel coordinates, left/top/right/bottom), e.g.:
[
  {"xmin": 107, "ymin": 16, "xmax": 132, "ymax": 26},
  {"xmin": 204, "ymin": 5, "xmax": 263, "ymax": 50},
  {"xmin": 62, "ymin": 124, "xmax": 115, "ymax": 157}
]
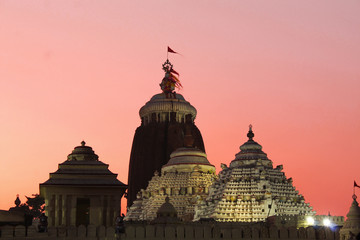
[{"xmin": 1, "ymin": 1, "xmax": 360, "ymax": 218}]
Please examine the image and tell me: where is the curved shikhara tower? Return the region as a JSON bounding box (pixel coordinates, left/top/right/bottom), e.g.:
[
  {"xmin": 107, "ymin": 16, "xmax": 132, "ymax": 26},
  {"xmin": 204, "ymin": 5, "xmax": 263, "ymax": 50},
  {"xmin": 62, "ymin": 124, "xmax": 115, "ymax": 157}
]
[
  {"xmin": 194, "ymin": 126, "xmax": 315, "ymax": 222},
  {"xmin": 127, "ymin": 60, "xmax": 205, "ymax": 208}
]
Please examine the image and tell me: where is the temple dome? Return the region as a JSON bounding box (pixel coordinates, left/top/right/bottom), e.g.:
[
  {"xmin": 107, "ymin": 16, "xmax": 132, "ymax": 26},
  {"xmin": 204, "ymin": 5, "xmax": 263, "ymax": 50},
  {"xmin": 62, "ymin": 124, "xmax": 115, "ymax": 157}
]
[
  {"xmin": 230, "ymin": 125, "xmax": 272, "ymax": 168},
  {"xmin": 139, "ymin": 92, "xmax": 197, "ymax": 125},
  {"xmin": 162, "ymin": 147, "xmax": 215, "ymax": 174},
  {"xmin": 166, "ymin": 147, "xmax": 210, "ymax": 165},
  {"xmin": 150, "ymin": 93, "xmax": 186, "ymax": 101},
  {"xmin": 157, "ymin": 197, "xmax": 178, "ymax": 218},
  {"xmin": 67, "ymin": 141, "xmax": 99, "ymax": 161}
]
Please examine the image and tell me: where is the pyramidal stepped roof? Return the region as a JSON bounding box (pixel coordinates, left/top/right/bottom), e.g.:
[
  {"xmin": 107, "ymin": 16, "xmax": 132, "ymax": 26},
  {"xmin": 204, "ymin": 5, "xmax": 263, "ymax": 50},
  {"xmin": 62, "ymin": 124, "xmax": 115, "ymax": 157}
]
[
  {"xmin": 194, "ymin": 126, "xmax": 315, "ymax": 222},
  {"xmin": 230, "ymin": 125, "xmax": 272, "ymax": 168},
  {"xmin": 40, "ymin": 141, "xmax": 126, "ymax": 187}
]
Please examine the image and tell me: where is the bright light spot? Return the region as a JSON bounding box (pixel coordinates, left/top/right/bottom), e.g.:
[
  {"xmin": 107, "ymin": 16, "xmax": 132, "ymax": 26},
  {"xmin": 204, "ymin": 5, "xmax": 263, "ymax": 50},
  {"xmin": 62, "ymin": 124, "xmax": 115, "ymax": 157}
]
[
  {"xmin": 323, "ymin": 218, "xmax": 331, "ymax": 227},
  {"xmin": 306, "ymin": 216, "xmax": 315, "ymax": 225}
]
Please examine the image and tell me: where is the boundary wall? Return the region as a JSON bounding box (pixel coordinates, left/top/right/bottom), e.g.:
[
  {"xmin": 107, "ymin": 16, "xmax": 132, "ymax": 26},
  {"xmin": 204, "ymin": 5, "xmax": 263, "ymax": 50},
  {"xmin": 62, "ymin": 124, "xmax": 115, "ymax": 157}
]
[
  {"xmin": 124, "ymin": 222, "xmax": 339, "ymax": 240},
  {"xmin": 0, "ymin": 224, "xmax": 117, "ymax": 240},
  {"xmin": 0, "ymin": 222, "xmax": 340, "ymax": 240}
]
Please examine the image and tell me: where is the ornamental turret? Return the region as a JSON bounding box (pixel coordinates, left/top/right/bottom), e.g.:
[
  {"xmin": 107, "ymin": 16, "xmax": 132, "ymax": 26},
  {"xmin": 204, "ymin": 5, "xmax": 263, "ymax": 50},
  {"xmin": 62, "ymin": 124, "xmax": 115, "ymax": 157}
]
[
  {"xmin": 230, "ymin": 125, "xmax": 272, "ymax": 168},
  {"xmin": 340, "ymin": 194, "xmax": 360, "ymax": 239}
]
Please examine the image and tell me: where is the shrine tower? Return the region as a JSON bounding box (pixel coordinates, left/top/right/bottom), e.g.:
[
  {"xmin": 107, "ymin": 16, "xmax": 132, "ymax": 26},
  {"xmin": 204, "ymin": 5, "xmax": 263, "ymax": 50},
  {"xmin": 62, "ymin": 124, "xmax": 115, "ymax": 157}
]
[
  {"xmin": 125, "ymin": 146, "xmax": 216, "ymax": 222},
  {"xmin": 40, "ymin": 141, "xmax": 126, "ymax": 227},
  {"xmin": 194, "ymin": 126, "xmax": 315, "ymax": 222},
  {"xmin": 127, "ymin": 60, "xmax": 205, "ymax": 207}
]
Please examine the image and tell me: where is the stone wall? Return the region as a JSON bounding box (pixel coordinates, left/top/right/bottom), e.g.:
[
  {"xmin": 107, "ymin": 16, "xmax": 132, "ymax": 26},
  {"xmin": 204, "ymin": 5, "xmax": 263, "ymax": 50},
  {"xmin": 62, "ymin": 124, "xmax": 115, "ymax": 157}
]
[
  {"xmin": 0, "ymin": 224, "xmax": 118, "ymax": 240},
  {"xmin": 0, "ymin": 223, "xmax": 340, "ymax": 240},
  {"xmin": 124, "ymin": 223, "xmax": 340, "ymax": 240}
]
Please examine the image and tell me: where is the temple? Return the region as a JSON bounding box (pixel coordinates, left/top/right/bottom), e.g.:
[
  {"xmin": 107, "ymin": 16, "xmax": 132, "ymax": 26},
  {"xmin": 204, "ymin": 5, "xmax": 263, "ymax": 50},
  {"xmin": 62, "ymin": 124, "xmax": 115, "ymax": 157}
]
[
  {"xmin": 40, "ymin": 141, "xmax": 126, "ymax": 227},
  {"xmin": 127, "ymin": 60, "xmax": 205, "ymax": 207},
  {"xmin": 194, "ymin": 126, "xmax": 316, "ymax": 222},
  {"xmin": 126, "ymin": 61, "xmax": 343, "ymax": 228},
  {"xmin": 339, "ymin": 194, "xmax": 360, "ymax": 239},
  {"xmin": 0, "ymin": 58, "xmax": 355, "ymax": 239},
  {"xmin": 125, "ymin": 146, "xmax": 216, "ymax": 221}
]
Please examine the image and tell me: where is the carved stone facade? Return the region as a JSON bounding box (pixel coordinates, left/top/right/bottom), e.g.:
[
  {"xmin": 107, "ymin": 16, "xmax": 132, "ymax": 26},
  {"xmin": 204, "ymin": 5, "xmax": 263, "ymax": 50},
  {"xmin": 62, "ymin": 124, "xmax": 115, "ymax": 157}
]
[
  {"xmin": 194, "ymin": 126, "xmax": 315, "ymax": 222},
  {"xmin": 126, "ymin": 147, "xmax": 216, "ymax": 222},
  {"xmin": 40, "ymin": 142, "xmax": 126, "ymax": 227}
]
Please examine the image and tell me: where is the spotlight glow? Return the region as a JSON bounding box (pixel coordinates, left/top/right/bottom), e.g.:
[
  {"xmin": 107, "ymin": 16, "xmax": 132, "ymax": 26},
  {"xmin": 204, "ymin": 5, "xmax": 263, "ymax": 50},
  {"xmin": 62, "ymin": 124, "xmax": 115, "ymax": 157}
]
[
  {"xmin": 306, "ymin": 216, "xmax": 315, "ymax": 225},
  {"xmin": 323, "ymin": 218, "xmax": 331, "ymax": 227}
]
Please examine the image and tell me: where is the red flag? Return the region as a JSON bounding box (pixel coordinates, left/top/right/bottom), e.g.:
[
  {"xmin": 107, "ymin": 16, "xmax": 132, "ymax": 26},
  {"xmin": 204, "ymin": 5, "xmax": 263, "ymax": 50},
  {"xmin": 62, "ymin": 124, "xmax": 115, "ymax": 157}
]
[
  {"xmin": 355, "ymin": 181, "xmax": 360, "ymax": 188},
  {"xmin": 170, "ymin": 68, "xmax": 179, "ymax": 76},
  {"xmin": 167, "ymin": 46, "xmax": 178, "ymax": 54},
  {"xmin": 170, "ymin": 73, "xmax": 180, "ymax": 82},
  {"xmin": 170, "ymin": 73, "xmax": 182, "ymax": 89}
]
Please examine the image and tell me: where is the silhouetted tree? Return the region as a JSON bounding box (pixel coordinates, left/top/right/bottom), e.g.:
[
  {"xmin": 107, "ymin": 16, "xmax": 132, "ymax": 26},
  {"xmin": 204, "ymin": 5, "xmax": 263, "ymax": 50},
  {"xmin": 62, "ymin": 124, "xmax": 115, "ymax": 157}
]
[
  {"xmin": 8, "ymin": 194, "xmax": 44, "ymax": 226},
  {"xmin": 24, "ymin": 194, "xmax": 45, "ymax": 218}
]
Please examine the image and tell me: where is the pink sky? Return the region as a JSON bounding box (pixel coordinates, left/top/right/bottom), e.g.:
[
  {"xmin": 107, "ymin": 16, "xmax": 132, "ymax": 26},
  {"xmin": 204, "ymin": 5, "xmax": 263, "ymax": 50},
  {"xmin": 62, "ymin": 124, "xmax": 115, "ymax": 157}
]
[{"xmin": 1, "ymin": 1, "xmax": 360, "ymax": 217}]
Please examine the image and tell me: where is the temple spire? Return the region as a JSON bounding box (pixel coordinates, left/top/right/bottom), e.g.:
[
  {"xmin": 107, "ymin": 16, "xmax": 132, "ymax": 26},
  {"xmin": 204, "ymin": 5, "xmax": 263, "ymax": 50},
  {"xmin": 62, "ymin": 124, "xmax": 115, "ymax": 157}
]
[
  {"xmin": 160, "ymin": 60, "xmax": 182, "ymax": 95},
  {"xmin": 247, "ymin": 124, "xmax": 254, "ymax": 141}
]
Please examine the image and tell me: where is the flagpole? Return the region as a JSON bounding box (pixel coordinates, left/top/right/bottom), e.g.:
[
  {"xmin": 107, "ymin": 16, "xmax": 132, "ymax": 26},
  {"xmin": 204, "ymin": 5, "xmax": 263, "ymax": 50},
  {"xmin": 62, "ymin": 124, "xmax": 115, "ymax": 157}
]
[{"xmin": 354, "ymin": 181, "xmax": 360, "ymax": 198}]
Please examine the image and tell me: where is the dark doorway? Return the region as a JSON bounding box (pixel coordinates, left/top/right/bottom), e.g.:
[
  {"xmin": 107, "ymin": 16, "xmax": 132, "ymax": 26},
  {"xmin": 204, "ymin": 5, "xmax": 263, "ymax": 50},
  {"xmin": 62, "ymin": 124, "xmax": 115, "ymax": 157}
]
[{"xmin": 76, "ymin": 198, "xmax": 90, "ymax": 226}]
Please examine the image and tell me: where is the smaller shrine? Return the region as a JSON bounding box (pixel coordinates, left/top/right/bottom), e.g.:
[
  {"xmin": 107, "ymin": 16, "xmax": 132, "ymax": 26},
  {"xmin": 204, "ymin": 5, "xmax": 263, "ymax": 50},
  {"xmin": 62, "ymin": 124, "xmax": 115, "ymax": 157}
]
[
  {"xmin": 194, "ymin": 126, "xmax": 315, "ymax": 223},
  {"xmin": 40, "ymin": 141, "xmax": 126, "ymax": 227},
  {"xmin": 0, "ymin": 196, "xmax": 26, "ymax": 226},
  {"xmin": 340, "ymin": 194, "xmax": 360, "ymax": 239},
  {"xmin": 125, "ymin": 144, "xmax": 216, "ymax": 221},
  {"xmin": 151, "ymin": 197, "xmax": 181, "ymax": 224}
]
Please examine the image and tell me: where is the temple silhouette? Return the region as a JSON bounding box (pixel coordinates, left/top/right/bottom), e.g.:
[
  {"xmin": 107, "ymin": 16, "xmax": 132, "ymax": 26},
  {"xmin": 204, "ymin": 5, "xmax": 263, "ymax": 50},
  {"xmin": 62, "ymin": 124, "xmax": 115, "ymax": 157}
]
[{"xmin": 0, "ymin": 59, "xmax": 359, "ymax": 240}]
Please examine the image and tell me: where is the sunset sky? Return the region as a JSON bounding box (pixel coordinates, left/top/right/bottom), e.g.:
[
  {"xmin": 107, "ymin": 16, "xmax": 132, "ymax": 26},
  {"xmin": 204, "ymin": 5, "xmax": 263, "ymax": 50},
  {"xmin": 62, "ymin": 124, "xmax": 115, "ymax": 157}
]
[{"xmin": 1, "ymin": 1, "xmax": 360, "ymax": 217}]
